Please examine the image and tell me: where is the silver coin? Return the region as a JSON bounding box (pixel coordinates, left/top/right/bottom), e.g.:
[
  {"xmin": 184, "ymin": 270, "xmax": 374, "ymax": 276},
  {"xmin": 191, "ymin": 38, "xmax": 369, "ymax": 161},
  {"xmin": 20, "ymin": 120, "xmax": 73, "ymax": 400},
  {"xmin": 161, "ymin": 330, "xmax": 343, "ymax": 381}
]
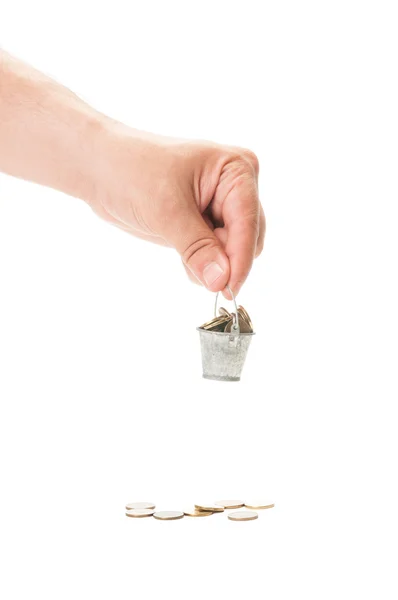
[
  {"xmin": 125, "ymin": 508, "xmax": 155, "ymax": 518},
  {"xmin": 228, "ymin": 510, "xmax": 258, "ymax": 521},
  {"xmin": 125, "ymin": 502, "xmax": 156, "ymax": 510},
  {"xmin": 153, "ymin": 511, "xmax": 184, "ymax": 521},
  {"xmin": 215, "ymin": 499, "xmax": 245, "ymax": 509}
]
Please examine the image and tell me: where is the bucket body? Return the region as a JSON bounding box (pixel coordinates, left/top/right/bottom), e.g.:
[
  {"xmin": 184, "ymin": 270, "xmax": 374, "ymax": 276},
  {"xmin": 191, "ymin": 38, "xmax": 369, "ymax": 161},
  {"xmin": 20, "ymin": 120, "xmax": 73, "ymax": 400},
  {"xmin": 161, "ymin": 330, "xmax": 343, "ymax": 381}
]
[{"xmin": 197, "ymin": 328, "xmax": 254, "ymax": 381}]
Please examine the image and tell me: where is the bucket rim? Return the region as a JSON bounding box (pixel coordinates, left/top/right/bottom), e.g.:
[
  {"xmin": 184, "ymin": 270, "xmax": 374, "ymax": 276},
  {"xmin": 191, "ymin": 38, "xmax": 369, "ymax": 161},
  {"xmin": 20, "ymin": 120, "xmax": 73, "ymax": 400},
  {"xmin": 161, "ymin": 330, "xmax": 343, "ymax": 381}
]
[{"xmin": 196, "ymin": 327, "xmax": 255, "ymax": 336}]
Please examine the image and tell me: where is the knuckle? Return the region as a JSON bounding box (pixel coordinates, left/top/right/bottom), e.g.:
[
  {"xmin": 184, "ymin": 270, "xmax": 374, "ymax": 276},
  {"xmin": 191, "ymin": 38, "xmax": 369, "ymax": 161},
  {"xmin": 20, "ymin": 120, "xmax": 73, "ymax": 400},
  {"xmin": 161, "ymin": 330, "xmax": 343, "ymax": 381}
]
[
  {"xmin": 223, "ymin": 155, "xmax": 259, "ymax": 195},
  {"xmin": 241, "ymin": 210, "xmax": 260, "ymax": 235},
  {"xmin": 181, "ymin": 236, "xmax": 219, "ymax": 266},
  {"xmin": 241, "ymin": 149, "xmax": 260, "ymax": 175},
  {"xmin": 247, "ymin": 221, "xmax": 260, "ymax": 241}
]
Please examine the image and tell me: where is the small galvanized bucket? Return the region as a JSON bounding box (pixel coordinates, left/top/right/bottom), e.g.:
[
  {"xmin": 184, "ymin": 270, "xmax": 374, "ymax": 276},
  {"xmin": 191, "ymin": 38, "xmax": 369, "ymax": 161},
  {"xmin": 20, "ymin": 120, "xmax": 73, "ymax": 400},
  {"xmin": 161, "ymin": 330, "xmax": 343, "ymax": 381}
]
[{"xmin": 197, "ymin": 287, "xmax": 255, "ymax": 382}]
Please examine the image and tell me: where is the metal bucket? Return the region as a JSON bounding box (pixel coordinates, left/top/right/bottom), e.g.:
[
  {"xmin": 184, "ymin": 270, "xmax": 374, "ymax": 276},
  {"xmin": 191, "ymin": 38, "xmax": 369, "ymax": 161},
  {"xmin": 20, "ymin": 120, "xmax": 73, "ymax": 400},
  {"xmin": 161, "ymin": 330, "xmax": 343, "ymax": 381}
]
[{"xmin": 197, "ymin": 287, "xmax": 255, "ymax": 382}]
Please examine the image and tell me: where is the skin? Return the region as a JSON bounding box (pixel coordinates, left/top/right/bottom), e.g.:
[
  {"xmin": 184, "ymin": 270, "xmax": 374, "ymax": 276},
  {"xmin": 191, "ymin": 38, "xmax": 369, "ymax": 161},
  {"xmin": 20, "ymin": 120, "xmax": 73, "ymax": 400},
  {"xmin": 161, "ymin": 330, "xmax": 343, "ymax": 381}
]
[{"xmin": 0, "ymin": 50, "xmax": 265, "ymax": 298}]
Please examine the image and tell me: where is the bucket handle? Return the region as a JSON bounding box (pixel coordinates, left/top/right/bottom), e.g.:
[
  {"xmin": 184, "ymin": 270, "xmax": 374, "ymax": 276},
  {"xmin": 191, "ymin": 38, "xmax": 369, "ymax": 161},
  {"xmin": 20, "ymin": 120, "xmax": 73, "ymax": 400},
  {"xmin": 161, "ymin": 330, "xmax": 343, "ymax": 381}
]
[{"xmin": 214, "ymin": 285, "xmax": 240, "ymax": 334}]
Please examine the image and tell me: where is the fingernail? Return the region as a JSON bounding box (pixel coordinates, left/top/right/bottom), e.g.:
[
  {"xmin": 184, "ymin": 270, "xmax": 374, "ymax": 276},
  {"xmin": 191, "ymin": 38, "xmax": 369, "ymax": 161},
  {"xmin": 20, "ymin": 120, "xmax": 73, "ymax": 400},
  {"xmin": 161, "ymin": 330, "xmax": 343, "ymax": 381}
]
[{"xmin": 203, "ymin": 262, "xmax": 224, "ymax": 287}]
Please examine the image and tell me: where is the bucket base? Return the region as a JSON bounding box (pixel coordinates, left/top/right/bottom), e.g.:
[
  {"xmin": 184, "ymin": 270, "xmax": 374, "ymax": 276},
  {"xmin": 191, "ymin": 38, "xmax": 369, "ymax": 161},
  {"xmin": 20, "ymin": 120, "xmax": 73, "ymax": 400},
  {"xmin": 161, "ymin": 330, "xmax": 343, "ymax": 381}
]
[{"xmin": 203, "ymin": 374, "xmax": 240, "ymax": 382}]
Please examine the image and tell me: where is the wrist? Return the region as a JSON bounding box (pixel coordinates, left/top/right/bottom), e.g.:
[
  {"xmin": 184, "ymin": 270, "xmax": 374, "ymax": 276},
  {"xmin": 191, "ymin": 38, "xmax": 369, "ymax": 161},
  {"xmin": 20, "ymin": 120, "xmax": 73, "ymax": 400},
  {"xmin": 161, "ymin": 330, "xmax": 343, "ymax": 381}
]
[
  {"xmin": 62, "ymin": 110, "xmax": 113, "ymax": 204},
  {"xmin": 82, "ymin": 119, "xmax": 169, "ymax": 209}
]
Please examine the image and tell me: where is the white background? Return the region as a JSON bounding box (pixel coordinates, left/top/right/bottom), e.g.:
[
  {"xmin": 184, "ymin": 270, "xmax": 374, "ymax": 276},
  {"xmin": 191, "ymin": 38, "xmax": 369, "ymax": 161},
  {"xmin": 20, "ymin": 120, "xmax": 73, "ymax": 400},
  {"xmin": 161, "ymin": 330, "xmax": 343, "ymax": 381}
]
[{"xmin": 1, "ymin": 1, "xmax": 398, "ymax": 598}]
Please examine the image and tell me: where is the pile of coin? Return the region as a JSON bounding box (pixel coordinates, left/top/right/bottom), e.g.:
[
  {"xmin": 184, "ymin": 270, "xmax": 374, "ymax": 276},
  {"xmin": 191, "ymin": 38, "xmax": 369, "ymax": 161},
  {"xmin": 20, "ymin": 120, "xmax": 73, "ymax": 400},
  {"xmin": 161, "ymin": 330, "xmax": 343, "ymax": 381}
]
[
  {"xmin": 198, "ymin": 305, "xmax": 254, "ymax": 334},
  {"xmin": 125, "ymin": 499, "xmax": 274, "ymax": 521}
]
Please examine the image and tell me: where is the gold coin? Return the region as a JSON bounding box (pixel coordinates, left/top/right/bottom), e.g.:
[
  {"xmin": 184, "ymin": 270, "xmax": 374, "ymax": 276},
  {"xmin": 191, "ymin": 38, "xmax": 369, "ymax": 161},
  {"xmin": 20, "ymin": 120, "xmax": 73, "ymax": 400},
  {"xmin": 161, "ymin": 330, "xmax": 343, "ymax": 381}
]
[
  {"xmin": 215, "ymin": 500, "xmax": 245, "ymax": 509},
  {"xmin": 210, "ymin": 318, "xmax": 231, "ymax": 331},
  {"xmin": 200, "ymin": 316, "xmax": 226, "ymax": 330},
  {"xmin": 201, "ymin": 314, "xmax": 232, "ymax": 331},
  {"xmin": 183, "ymin": 507, "xmax": 214, "ymax": 517},
  {"xmin": 125, "ymin": 502, "xmax": 156, "ymax": 510},
  {"xmin": 228, "ymin": 510, "xmax": 258, "ymax": 521},
  {"xmin": 195, "ymin": 503, "xmax": 224, "ymax": 513},
  {"xmin": 218, "ymin": 307, "xmax": 231, "ymax": 317},
  {"xmin": 224, "ymin": 315, "xmax": 253, "ymax": 333},
  {"xmin": 199, "ymin": 317, "xmax": 218, "ymax": 329},
  {"xmin": 244, "ymin": 502, "xmax": 275, "ymax": 510},
  {"xmin": 125, "ymin": 508, "xmax": 155, "ymax": 518},
  {"xmin": 153, "ymin": 511, "xmax": 184, "ymax": 521},
  {"xmin": 238, "ymin": 306, "xmax": 254, "ymax": 331}
]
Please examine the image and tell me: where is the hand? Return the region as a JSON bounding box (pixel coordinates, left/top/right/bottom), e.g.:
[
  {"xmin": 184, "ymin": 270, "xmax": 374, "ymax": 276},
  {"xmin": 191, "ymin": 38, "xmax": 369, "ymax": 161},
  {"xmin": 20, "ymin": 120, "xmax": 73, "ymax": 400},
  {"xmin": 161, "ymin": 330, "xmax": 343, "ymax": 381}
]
[
  {"xmin": 0, "ymin": 52, "xmax": 264, "ymax": 297},
  {"xmin": 89, "ymin": 124, "xmax": 265, "ymax": 297}
]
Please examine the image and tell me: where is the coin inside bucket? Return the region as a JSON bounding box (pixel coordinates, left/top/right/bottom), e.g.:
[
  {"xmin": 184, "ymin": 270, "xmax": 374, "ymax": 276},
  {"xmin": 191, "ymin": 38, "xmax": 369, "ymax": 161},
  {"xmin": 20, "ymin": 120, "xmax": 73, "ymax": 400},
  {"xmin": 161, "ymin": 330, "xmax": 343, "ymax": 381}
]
[{"xmin": 224, "ymin": 315, "xmax": 252, "ymax": 333}]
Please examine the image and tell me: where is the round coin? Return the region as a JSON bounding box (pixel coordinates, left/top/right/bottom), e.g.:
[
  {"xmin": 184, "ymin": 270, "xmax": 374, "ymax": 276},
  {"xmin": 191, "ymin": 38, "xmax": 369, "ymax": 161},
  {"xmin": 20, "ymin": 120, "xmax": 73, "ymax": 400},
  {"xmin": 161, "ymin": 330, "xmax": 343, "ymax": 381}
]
[
  {"xmin": 215, "ymin": 500, "xmax": 245, "ymax": 509},
  {"xmin": 125, "ymin": 508, "xmax": 155, "ymax": 518},
  {"xmin": 195, "ymin": 503, "xmax": 224, "ymax": 513},
  {"xmin": 244, "ymin": 501, "xmax": 275, "ymax": 510},
  {"xmin": 125, "ymin": 502, "xmax": 156, "ymax": 510},
  {"xmin": 238, "ymin": 306, "xmax": 254, "ymax": 331},
  {"xmin": 184, "ymin": 507, "xmax": 214, "ymax": 517},
  {"xmin": 244, "ymin": 502, "xmax": 275, "ymax": 510},
  {"xmin": 228, "ymin": 510, "xmax": 258, "ymax": 521},
  {"xmin": 153, "ymin": 511, "xmax": 184, "ymax": 521},
  {"xmin": 200, "ymin": 316, "xmax": 227, "ymax": 330},
  {"xmin": 224, "ymin": 315, "xmax": 253, "ymax": 333}
]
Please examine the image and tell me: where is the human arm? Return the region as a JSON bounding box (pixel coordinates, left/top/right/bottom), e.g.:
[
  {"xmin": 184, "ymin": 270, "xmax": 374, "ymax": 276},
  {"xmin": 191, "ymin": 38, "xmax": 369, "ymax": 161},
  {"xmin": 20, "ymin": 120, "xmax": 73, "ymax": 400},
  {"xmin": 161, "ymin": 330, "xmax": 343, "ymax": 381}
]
[{"xmin": 0, "ymin": 50, "xmax": 265, "ymax": 295}]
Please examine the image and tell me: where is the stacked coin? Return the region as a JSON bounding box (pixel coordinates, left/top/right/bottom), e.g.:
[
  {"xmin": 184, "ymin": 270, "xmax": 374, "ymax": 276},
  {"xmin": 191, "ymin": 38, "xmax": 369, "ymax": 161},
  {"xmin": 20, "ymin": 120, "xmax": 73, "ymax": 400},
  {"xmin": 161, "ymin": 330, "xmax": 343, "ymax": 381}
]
[
  {"xmin": 125, "ymin": 499, "xmax": 274, "ymax": 521},
  {"xmin": 194, "ymin": 502, "xmax": 225, "ymax": 513},
  {"xmin": 125, "ymin": 501, "xmax": 156, "ymax": 518},
  {"xmin": 198, "ymin": 305, "xmax": 254, "ymax": 334}
]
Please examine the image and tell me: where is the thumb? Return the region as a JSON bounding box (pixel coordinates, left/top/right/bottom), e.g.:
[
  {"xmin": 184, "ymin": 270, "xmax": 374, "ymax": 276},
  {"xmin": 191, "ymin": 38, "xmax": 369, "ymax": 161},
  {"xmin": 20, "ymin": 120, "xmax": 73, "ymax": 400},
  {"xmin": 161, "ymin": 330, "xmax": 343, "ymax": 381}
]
[{"xmin": 165, "ymin": 202, "xmax": 230, "ymax": 292}]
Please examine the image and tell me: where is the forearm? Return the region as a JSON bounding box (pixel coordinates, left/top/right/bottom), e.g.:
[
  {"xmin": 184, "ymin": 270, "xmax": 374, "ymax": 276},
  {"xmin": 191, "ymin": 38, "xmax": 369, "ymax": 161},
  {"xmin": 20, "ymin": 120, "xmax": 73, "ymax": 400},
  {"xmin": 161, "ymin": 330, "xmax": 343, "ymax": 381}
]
[{"xmin": 0, "ymin": 50, "xmax": 105, "ymax": 200}]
